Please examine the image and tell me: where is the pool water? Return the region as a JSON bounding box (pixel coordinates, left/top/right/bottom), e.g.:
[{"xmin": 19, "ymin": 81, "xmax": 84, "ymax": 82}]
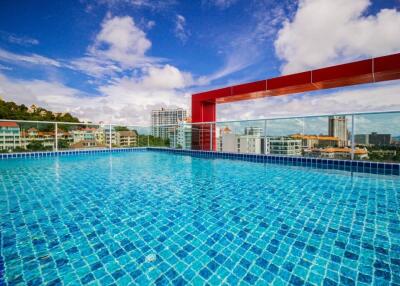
[{"xmin": 1, "ymin": 151, "xmax": 399, "ymax": 285}]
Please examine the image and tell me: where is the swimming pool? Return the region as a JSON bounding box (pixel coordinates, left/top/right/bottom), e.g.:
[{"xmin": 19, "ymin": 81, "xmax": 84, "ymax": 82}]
[{"xmin": 1, "ymin": 151, "xmax": 399, "ymax": 285}]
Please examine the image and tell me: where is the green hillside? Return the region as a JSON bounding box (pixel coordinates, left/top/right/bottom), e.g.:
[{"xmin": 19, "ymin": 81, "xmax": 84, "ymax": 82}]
[{"xmin": 0, "ymin": 99, "xmax": 80, "ymax": 122}]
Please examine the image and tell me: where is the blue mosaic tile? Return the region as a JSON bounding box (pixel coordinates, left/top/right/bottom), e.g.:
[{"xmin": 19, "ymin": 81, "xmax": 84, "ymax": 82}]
[
  {"xmin": 148, "ymin": 148, "xmax": 400, "ymax": 176},
  {"xmin": 0, "ymin": 151, "xmax": 399, "ymax": 285}
]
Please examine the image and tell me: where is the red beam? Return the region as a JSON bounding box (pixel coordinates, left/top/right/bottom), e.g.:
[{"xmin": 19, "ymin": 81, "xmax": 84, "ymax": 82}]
[
  {"xmin": 191, "ymin": 52, "xmax": 400, "ymax": 150},
  {"xmin": 193, "ymin": 52, "xmax": 400, "ymax": 108}
]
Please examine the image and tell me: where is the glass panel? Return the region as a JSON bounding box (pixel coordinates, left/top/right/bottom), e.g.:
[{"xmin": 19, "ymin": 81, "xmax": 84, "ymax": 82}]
[
  {"xmin": 302, "ymin": 115, "xmax": 353, "ymax": 159},
  {"xmin": 354, "ymin": 112, "xmax": 400, "ymax": 162},
  {"xmin": 0, "ymin": 121, "xmax": 56, "ymax": 153},
  {"xmin": 60, "ymin": 122, "xmax": 104, "ymax": 150},
  {"xmin": 111, "ymin": 125, "xmax": 139, "ymax": 148},
  {"xmin": 149, "ymin": 124, "xmax": 171, "ymax": 147},
  {"xmin": 215, "ymin": 120, "xmax": 265, "ymax": 154},
  {"xmin": 265, "ymin": 118, "xmax": 303, "ymax": 156}
]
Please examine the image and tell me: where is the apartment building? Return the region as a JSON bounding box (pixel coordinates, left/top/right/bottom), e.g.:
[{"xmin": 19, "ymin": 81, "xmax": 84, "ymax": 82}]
[
  {"xmin": 116, "ymin": 130, "xmax": 138, "ymax": 147},
  {"xmin": 151, "ymin": 108, "xmax": 187, "ymax": 139},
  {"xmin": 268, "ymin": 137, "xmax": 302, "ymax": 156},
  {"xmin": 0, "ymin": 122, "xmax": 21, "ymax": 151}
]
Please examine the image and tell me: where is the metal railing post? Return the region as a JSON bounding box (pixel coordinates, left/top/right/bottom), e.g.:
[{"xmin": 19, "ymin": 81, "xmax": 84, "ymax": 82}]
[
  {"xmin": 351, "ymin": 115, "xmax": 355, "ymax": 160},
  {"xmin": 210, "ymin": 124, "xmax": 213, "ymax": 151},
  {"xmin": 147, "ymin": 134, "xmax": 149, "ymax": 147},
  {"xmin": 55, "ymin": 122, "xmax": 58, "ymax": 152},
  {"xmin": 173, "ymin": 127, "xmax": 176, "ymax": 148},
  {"xmin": 109, "ymin": 124, "xmax": 112, "ymax": 149},
  {"xmin": 264, "ymin": 119, "xmax": 267, "ymax": 155}
]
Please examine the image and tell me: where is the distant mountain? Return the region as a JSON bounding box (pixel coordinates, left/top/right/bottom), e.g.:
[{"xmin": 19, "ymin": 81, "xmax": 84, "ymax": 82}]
[{"xmin": 0, "ymin": 99, "xmax": 80, "ymax": 123}]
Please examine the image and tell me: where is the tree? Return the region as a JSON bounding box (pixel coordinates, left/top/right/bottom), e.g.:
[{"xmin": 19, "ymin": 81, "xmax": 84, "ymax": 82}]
[
  {"xmin": 27, "ymin": 141, "xmax": 49, "ymax": 151},
  {"xmin": 0, "ymin": 99, "xmax": 80, "ymax": 122},
  {"xmin": 58, "ymin": 139, "xmax": 70, "ymax": 149},
  {"xmin": 114, "ymin": 126, "xmax": 129, "ymax": 131}
]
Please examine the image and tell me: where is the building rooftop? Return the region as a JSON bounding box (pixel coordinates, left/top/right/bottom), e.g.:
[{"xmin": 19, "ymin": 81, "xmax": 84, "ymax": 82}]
[
  {"xmin": 291, "ymin": 134, "xmax": 339, "ymax": 141},
  {"xmin": 0, "ymin": 122, "xmax": 18, "ymax": 127}
]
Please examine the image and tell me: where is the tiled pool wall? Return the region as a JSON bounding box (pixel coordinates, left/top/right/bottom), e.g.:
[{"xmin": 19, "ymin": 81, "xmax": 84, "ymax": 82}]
[
  {"xmin": 0, "ymin": 147, "xmax": 147, "ymax": 160},
  {"xmin": 1, "ymin": 147, "xmax": 399, "ymax": 176},
  {"xmin": 149, "ymin": 148, "xmax": 400, "ymax": 176}
]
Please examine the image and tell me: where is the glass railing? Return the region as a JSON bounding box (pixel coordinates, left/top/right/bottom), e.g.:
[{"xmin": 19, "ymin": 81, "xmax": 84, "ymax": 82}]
[
  {"xmin": 187, "ymin": 111, "xmax": 400, "ymax": 163},
  {"xmin": 1, "ymin": 110, "xmax": 399, "ymax": 163}
]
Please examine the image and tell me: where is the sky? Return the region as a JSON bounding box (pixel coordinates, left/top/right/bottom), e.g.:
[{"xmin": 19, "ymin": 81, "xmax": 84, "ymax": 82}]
[{"xmin": 0, "ymin": 0, "xmax": 400, "ymax": 126}]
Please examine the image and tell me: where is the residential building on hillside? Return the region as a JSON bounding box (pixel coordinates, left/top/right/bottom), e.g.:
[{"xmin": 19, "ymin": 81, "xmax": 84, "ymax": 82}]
[
  {"xmin": 151, "ymin": 108, "xmax": 187, "ymax": 139},
  {"xmin": 0, "ymin": 122, "xmax": 21, "ymax": 151},
  {"xmin": 70, "ymin": 140, "xmax": 107, "ymax": 149},
  {"xmin": 94, "ymin": 128, "xmax": 106, "ymax": 144},
  {"xmin": 72, "ymin": 128, "xmax": 96, "ymax": 143},
  {"xmin": 116, "ymin": 130, "xmax": 138, "ymax": 147},
  {"xmin": 105, "ymin": 129, "xmax": 117, "ymax": 146}
]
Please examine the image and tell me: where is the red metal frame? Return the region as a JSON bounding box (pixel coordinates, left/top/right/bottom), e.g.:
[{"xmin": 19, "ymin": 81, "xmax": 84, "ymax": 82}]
[{"xmin": 191, "ymin": 53, "xmax": 400, "ymax": 150}]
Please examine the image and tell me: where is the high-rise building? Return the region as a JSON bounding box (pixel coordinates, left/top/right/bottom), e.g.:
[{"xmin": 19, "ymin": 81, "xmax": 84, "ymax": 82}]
[
  {"xmin": 354, "ymin": 134, "xmax": 369, "ymax": 146},
  {"xmin": 355, "ymin": 132, "xmax": 392, "ymax": 146},
  {"xmin": 369, "ymin": 132, "xmax": 391, "ymax": 146},
  {"xmin": 328, "ymin": 116, "xmax": 348, "ymax": 147},
  {"xmin": 151, "ymin": 108, "xmax": 187, "ymax": 139}
]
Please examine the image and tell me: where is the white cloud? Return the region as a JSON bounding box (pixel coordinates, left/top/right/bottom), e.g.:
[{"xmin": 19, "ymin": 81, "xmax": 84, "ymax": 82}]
[
  {"xmin": 174, "ymin": 15, "xmax": 189, "ymax": 43},
  {"xmin": 275, "ymin": 0, "xmax": 400, "ymax": 74},
  {"xmin": 89, "ymin": 15, "xmax": 152, "ymax": 68},
  {"xmin": 205, "ymin": 0, "xmax": 238, "ymax": 9},
  {"xmin": 0, "ymin": 64, "xmax": 12, "ymax": 71},
  {"xmin": 0, "ymin": 48, "xmax": 62, "ymax": 68},
  {"xmin": 147, "ymin": 20, "xmax": 156, "ymax": 29},
  {"xmin": 0, "ymin": 31, "xmax": 39, "ymax": 46},
  {"xmin": 0, "ymin": 64, "xmax": 191, "ymax": 125},
  {"xmin": 93, "ymin": 0, "xmax": 176, "ymax": 10},
  {"xmin": 0, "ymin": 15, "xmax": 193, "ymax": 125}
]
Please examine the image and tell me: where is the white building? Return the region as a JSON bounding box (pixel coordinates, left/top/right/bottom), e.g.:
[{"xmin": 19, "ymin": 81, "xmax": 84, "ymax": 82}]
[
  {"xmin": 244, "ymin": 127, "xmax": 263, "ymax": 136},
  {"xmin": 151, "ymin": 108, "xmax": 187, "ymax": 139},
  {"xmin": 268, "ymin": 137, "xmax": 302, "ymax": 156},
  {"xmin": 220, "ymin": 133, "xmax": 266, "ymax": 154},
  {"xmin": 105, "ymin": 129, "xmax": 117, "ymax": 146},
  {"xmin": 72, "ymin": 128, "xmax": 96, "ymax": 143},
  {"xmin": 0, "ymin": 122, "xmax": 21, "ymax": 151},
  {"xmin": 177, "ymin": 122, "xmax": 192, "ymax": 149}
]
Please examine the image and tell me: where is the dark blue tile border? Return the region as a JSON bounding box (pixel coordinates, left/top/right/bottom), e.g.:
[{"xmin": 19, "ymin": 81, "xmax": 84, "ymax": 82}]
[
  {"xmin": 1, "ymin": 147, "xmax": 399, "ymax": 176},
  {"xmin": 148, "ymin": 148, "xmax": 400, "ymax": 176},
  {"xmin": 0, "ymin": 147, "xmax": 147, "ymax": 160}
]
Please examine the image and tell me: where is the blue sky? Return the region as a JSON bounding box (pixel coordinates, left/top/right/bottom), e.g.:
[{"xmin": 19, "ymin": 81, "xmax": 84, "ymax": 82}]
[{"xmin": 0, "ymin": 0, "xmax": 400, "ymax": 125}]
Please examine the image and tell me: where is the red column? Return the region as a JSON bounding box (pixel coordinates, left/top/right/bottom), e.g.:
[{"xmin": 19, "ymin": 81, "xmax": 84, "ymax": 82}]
[{"xmin": 191, "ymin": 98, "xmax": 216, "ymax": 150}]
